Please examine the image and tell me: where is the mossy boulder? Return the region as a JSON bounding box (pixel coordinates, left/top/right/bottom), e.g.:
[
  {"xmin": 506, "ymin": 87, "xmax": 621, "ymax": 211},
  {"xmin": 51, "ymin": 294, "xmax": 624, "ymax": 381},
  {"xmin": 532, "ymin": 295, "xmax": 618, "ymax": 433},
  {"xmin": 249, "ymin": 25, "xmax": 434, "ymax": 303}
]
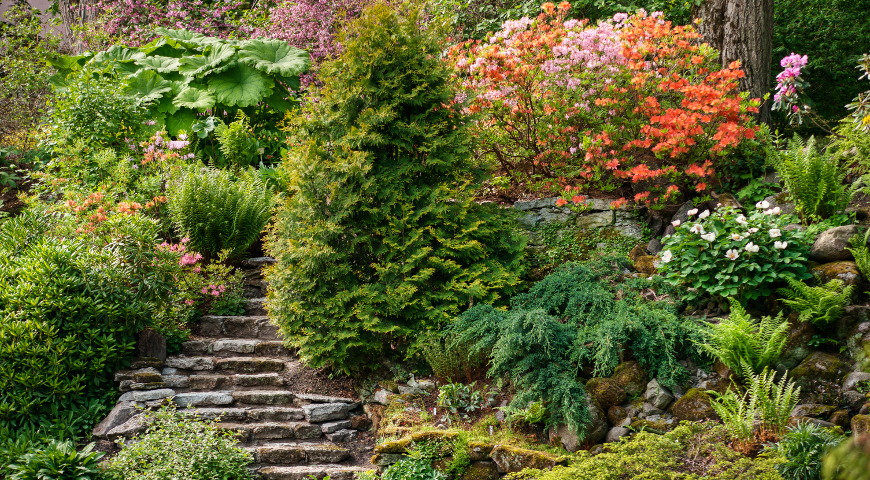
[
  {"xmin": 829, "ymin": 409, "xmax": 851, "ymax": 428},
  {"xmin": 490, "ymin": 445, "xmax": 567, "ymax": 474},
  {"xmin": 634, "ymin": 256, "xmax": 657, "ymax": 275},
  {"xmin": 851, "ymin": 414, "xmax": 870, "ymax": 435},
  {"xmin": 410, "ymin": 430, "xmax": 460, "ymax": 443},
  {"xmin": 371, "ymin": 453, "xmax": 406, "ymax": 466},
  {"xmin": 585, "ymin": 377, "xmax": 627, "ymax": 411},
  {"xmin": 607, "ymin": 405, "xmax": 627, "ymax": 425},
  {"xmin": 460, "ymin": 461, "xmax": 499, "ymax": 480},
  {"xmin": 775, "ymin": 313, "xmax": 816, "ymax": 371},
  {"xmin": 790, "ymin": 352, "xmax": 851, "ymax": 389},
  {"xmin": 373, "ymin": 438, "xmax": 411, "ymax": 454},
  {"xmin": 629, "ymin": 244, "xmax": 647, "ymax": 264},
  {"xmin": 811, "ymin": 261, "xmax": 865, "ymax": 302},
  {"xmin": 810, "ymin": 225, "xmax": 861, "ymax": 263},
  {"xmin": 671, "ymin": 388, "xmax": 719, "ymax": 422},
  {"xmin": 468, "ymin": 441, "xmax": 494, "ymax": 461},
  {"xmin": 790, "ymin": 404, "xmax": 837, "ymax": 419},
  {"xmin": 612, "ymin": 361, "xmax": 649, "ymax": 397},
  {"xmin": 630, "ymin": 418, "xmax": 674, "ymax": 434}
]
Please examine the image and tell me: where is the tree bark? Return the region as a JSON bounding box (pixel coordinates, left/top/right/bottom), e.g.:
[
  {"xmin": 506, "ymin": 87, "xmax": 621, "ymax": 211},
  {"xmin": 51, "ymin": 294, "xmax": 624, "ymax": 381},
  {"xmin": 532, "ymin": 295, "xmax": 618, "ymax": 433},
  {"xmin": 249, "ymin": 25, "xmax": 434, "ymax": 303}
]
[{"xmin": 694, "ymin": 0, "xmax": 774, "ymax": 124}]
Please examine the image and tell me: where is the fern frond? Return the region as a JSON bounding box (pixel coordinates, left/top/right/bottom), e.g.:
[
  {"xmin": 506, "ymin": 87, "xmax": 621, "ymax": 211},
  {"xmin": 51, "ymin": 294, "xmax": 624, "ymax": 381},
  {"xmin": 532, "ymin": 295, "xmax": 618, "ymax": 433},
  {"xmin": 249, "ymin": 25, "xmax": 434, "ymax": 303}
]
[
  {"xmin": 700, "ymin": 298, "xmax": 789, "ymax": 376},
  {"xmin": 775, "ymin": 134, "xmax": 853, "ymax": 222},
  {"xmin": 777, "ymin": 277, "xmax": 852, "ymax": 326}
]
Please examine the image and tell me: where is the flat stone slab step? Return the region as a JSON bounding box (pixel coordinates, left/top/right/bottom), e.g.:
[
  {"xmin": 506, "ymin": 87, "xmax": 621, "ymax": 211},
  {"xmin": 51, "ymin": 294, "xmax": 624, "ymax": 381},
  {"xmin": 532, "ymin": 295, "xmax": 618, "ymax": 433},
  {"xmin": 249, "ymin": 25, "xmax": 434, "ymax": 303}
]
[
  {"xmin": 180, "ymin": 406, "xmax": 305, "ymax": 422},
  {"xmin": 245, "ymin": 297, "xmax": 268, "ymax": 316},
  {"xmin": 195, "ymin": 315, "xmax": 279, "ymax": 339},
  {"xmin": 232, "ymin": 390, "xmax": 296, "ymax": 405},
  {"xmin": 219, "ymin": 422, "xmax": 322, "ymax": 441},
  {"xmin": 182, "ymin": 338, "xmax": 292, "ymax": 357},
  {"xmin": 165, "ymin": 373, "xmax": 285, "ymax": 390},
  {"xmin": 257, "ymin": 465, "xmax": 370, "ymax": 480},
  {"xmin": 248, "ymin": 443, "xmax": 351, "ymax": 465},
  {"xmin": 215, "ymin": 357, "xmax": 286, "ymax": 373}
]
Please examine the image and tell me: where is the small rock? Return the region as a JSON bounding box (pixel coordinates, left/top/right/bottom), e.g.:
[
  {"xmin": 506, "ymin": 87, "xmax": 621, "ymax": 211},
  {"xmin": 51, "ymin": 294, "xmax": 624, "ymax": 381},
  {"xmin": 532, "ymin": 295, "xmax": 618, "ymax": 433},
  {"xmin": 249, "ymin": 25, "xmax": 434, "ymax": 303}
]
[
  {"xmin": 790, "ymin": 352, "xmax": 851, "ymax": 389},
  {"xmin": 641, "ymin": 403, "xmax": 664, "ymax": 416},
  {"xmin": 92, "ymin": 403, "xmax": 138, "ymax": 438},
  {"xmin": 173, "ymin": 391, "xmax": 233, "ymax": 407},
  {"xmin": 303, "ymin": 403, "xmax": 350, "ymax": 423},
  {"xmin": 842, "ymin": 391, "xmax": 867, "ymax": 410},
  {"xmin": 549, "ymin": 395, "xmax": 607, "ymax": 451},
  {"xmin": 321, "ymin": 420, "xmax": 352, "ymax": 433},
  {"xmin": 106, "ymin": 414, "xmax": 150, "ymax": 440},
  {"xmin": 372, "ymin": 389, "xmax": 396, "ymax": 405},
  {"xmin": 161, "ymin": 368, "xmax": 179, "ymax": 375},
  {"xmin": 350, "ymin": 414, "xmax": 372, "ymax": 430},
  {"xmin": 611, "ymin": 361, "xmax": 649, "ymax": 397},
  {"xmin": 164, "ymin": 356, "xmax": 214, "ymax": 371},
  {"xmin": 490, "ymin": 445, "xmax": 564, "ymax": 473},
  {"xmin": 130, "ymin": 357, "xmax": 164, "ymax": 369},
  {"xmin": 326, "ymin": 429, "xmax": 357, "ymax": 443},
  {"xmin": 604, "ymin": 426, "xmax": 630, "ymax": 443},
  {"xmin": 647, "ymin": 238, "xmax": 663, "ymax": 255},
  {"xmin": 607, "ymin": 406, "xmax": 627, "ymax": 425},
  {"xmin": 634, "ymin": 255, "xmax": 657, "ymax": 275},
  {"xmin": 843, "ymin": 372, "xmax": 870, "ymax": 392},
  {"xmin": 775, "ymin": 314, "xmax": 816, "ymax": 372},
  {"xmin": 671, "ymin": 388, "xmax": 719, "ymax": 422},
  {"xmin": 585, "ymin": 378, "xmax": 626, "ymax": 411},
  {"xmin": 830, "ymin": 409, "xmax": 851, "ymax": 428},
  {"xmin": 645, "ymin": 379, "xmax": 674, "ymax": 410},
  {"xmin": 790, "ymin": 404, "xmax": 837, "ymax": 418}
]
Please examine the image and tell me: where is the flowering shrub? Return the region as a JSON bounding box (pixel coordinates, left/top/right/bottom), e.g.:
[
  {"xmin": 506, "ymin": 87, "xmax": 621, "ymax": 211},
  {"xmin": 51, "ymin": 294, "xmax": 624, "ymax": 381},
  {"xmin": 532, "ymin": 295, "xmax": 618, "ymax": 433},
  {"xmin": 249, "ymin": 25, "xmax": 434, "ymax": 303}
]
[
  {"xmin": 659, "ymin": 203, "xmax": 811, "ymax": 302},
  {"xmin": 448, "ymin": 2, "xmax": 760, "ymax": 207}
]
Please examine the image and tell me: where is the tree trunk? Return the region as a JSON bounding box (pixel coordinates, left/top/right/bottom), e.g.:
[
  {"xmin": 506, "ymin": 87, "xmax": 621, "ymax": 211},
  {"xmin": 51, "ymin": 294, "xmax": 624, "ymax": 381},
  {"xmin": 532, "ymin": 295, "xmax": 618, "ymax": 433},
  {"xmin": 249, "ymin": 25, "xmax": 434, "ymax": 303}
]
[{"xmin": 694, "ymin": 0, "xmax": 774, "ymax": 124}]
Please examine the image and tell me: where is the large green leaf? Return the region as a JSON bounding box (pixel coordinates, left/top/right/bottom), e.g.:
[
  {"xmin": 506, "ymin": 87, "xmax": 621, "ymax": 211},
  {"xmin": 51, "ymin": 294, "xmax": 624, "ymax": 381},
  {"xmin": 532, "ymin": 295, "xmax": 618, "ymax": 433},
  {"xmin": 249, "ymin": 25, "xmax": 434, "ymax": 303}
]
[
  {"xmin": 238, "ymin": 39, "xmax": 310, "ymax": 78},
  {"xmin": 135, "ymin": 56, "xmax": 182, "ymax": 73},
  {"xmin": 139, "ymin": 37, "xmax": 189, "ymax": 58},
  {"xmin": 173, "ymin": 85, "xmax": 216, "ymax": 110},
  {"xmin": 46, "ymin": 54, "xmax": 87, "ymax": 72},
  {"xmin": 126, "ymin": 69, "xmax": 173, "ymax": 102},
  {"xmin": 156, "ymin": 81, "xmax": 188, "ymax": 114},
  {"xmin": 207, "ymin": 64, "xmax": 274, "ymax": 107},
  {"xmin": 178, "ymin": 44, "xmax": 237, "ymax": 77},
  {"xmin": 154, "ymin": 27, "xmax": 208, "ymax": 47},
  {"xmin": 91, "ymin": 45, "xmax": 146, "ymax": 66},
  {"xmin": 263, "ymin": 85, "xmax": 295, "ymax": 112},
  {"xmin": 166, "ymin": 108, "xmax": 198, "ymax": 136}
]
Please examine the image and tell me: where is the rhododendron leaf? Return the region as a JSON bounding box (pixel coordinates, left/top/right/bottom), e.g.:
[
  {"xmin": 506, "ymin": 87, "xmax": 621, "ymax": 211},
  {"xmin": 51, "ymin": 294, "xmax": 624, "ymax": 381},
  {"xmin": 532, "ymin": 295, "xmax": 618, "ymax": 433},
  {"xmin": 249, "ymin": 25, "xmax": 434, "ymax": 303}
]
[
  {"xmin": 136, "ymin": 56, "xmax": 182, "ymax": 73},
  {"xmin": 173, "ymin": 86, "xmax": 215, "ymax": 110},
  {"xmin": 166, "ymin": 108, "xmax": 198, "ymax": 136},
  {"xmin": 126, "ymin": 69, "xmax": 173, "ymax": 102},
  {"xmin": 178, "ymin": 44, "xmax": 237, "ymax": 77},
  {"xmin": 238, "ymin": 39, "xmax": 310, "ymax": 79},
  {"xmin": 207, "ymin": 64, "xmax": 273, "ymax": 107}
]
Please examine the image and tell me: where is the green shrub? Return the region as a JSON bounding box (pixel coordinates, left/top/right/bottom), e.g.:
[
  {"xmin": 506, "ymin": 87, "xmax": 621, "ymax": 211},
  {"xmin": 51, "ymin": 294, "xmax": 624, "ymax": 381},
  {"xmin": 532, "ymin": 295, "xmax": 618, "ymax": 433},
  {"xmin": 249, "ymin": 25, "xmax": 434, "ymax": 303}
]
[
  {"xmin": 832, "ymin": 119, "xmax": 870, "ymax": 174},
  {"xmin": 382, "ymin": 457, "xmax": 446, "ymax": 480},
  {"xmin": 420, "ymin": 334, "xmax": 488, "ymax": 383},
  {"xmin": 7, "ymin": 440, "xmax": 103, "ymax": 480},
  {"xmin": 777, "ymin": 278, "xmax": 853, "ymax": 326},
  {"xmin": 102, "ymin": 405, "xmax": 254, "ymax": 480},
  {"xmin": 167, "ymin": 165, "xmax": 274, "ymax": 259},
  {"xmin": 449, "ymin": 260, "xmax": 698, "ymax": 437},
  {"xmin": 765, "ymin": 422, "xmax": 844, "ymax": 480},
  {"xmin": 264, "ymin": 3, "xmax": 525, "ymax": 373},
  {"xmin": 215, "ymin": 112, "xmax": 261, "ymax": 170},
  {"xmin": 699, "ymin": 298, "xmax": 789, "ymax": 376},
  {"xmin": 774, "ymin": 135, "xmax": 856, "ymax": 222},
  {"xmin": 822, "ymin": 434, "xmax": 870, "ymax": 480},
  {"xmin": 660, "ymin": 204, "xmax": 811, "ymax": 303},
  {"xmin": 0, "ymin": 212, "xmax": 178, "ymax": 434}
]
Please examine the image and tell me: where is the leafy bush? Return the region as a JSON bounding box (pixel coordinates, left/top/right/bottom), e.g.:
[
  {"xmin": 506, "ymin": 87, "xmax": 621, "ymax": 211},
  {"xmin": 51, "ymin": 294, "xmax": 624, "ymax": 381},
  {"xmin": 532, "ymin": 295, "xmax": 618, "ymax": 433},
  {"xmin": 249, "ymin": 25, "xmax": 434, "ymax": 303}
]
[
  {"xmin": 448, "ymin": 4, "xmax": 760, "ymax": 204},
  {"xmin": 777, "ymin": 278, "xmax": 853, "ymax": 326},
  {"xmin": 264, "ymin": 3, "xmax": 526, "ymax": 373},
  {"xmin": 7, "ymin": 440, "xmax": 104, "ymax": 480},
  {"xmin": 765, "ymin": 422, "xmax": 844, "ymax": 480},
  {"xmin": 660, "ymin": 205, "xmax": 811, "ymax": 303},
  {"xmin": 822, "ymin": 434, "xmax": 870, "ymax": 480},
  {"xmin": 709, "ymin": 365, "xmax": 801, "ymax": 450},
  {"xmin": 167, "ymin": 165, "xmax": 274, "ymax": 259},
  {"xmin": 437, "ymin": 382, "xmax": 489, "ymax": 417},
  {"xmin": 449, "ymin": 260, "xmax": 698, "ymax": 437},
  {"xmin": 102, "ymin": 405, "xmax": 254, "ymax": 480},
  {"xmin": 774, "ymin": 135, "xmax": 856, "ymax": 222},
  {"xmin": 699, "ymin": 298, "xmax": 789, "ymax": 376},
  {"xmin": 382, "ymin": 457, "xmax": 446, "ymax": 480},
  {"xmin": 0, "ymin": 212, "xmax": 178, "ymax": 434}
]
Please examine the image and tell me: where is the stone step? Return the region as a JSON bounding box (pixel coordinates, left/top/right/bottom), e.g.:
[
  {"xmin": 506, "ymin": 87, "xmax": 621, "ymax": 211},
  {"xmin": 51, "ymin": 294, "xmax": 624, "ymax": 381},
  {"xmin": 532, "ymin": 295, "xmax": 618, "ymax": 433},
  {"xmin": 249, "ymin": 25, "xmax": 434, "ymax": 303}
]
[
  {"xmin": 166, "ymin": 373, "xmax": 285, "ymax": 390},
  {"xmin": 245, "ymin": 297, "xmax": 268, "ymax": 316},
  {"xmin": 232, "ymin": 390, "xmax": 296, "ymax": 405},
  {"xmin": 181, "ymin": 406, "xmax": 306, "ymax": 423},
  {"xmin": 182, "ymin": 338, "xmax": 292, "ymax": 357},
  {"xmin": 219, "ymin": 422, "xmax": 322, "ymax": 441},
  {"xmin": 256, "ymin": 465, "xmax": 369, "ymax": 480},
  {"xmin": 195, "ymin": 315, "xmax": 279, "ymax": 340},
  {"xmin": 215, "ymin": 357, "xmax": 286, "ymax": 373},
  {"xmin": 248, "ymin": 443, "xmax": 351, "ymax": 465}
]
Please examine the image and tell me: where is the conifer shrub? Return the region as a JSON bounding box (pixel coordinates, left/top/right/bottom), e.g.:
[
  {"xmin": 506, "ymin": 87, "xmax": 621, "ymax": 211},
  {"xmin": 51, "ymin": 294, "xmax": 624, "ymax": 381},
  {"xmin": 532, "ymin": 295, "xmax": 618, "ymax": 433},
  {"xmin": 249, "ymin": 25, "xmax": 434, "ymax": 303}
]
[{"xmin": 264, "ymin": 3, "xmax": 525, "ymax": 373}]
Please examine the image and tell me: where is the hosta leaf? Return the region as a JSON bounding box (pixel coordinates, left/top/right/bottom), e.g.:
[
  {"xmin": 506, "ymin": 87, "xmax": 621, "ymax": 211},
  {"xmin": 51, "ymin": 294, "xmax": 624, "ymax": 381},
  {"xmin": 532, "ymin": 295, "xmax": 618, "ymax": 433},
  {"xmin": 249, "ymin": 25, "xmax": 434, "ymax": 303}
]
[
  {"xmin": 126, "ymin": 69, "xmax": 173, "ymax": 102},
  {"xmin": 166, "ymin": 108, "xmax": 198, "ymax": 136},
  {"xmin": 178, "ymin": 44, "xmax": 237, "ymax": 77},
  {"xmin": 238, "ymin": 39, "xmax": 310, "ymax": 78},
  {"xmin": 207, "ymin": 64, "xmax": 274, "ymax": 107},
  {"xmin": 173, "ymin": 86, "xmax": 216, "ymax": 110},
  {"xmin": 135, "ymin": 56, "xmax": 182, "ymax": 73}
]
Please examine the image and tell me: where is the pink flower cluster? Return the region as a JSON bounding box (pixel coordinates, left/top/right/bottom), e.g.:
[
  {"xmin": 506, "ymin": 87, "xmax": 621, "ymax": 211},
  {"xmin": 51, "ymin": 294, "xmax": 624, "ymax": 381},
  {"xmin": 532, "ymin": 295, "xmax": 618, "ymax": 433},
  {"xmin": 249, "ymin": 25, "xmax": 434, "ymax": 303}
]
[
  {"xmin": 772, "ymin": 53, "xmax": 809, "ymax": 118},
  {"xmin": 202, "ymin": 284, "xmax": 227, "ymax": 296}
]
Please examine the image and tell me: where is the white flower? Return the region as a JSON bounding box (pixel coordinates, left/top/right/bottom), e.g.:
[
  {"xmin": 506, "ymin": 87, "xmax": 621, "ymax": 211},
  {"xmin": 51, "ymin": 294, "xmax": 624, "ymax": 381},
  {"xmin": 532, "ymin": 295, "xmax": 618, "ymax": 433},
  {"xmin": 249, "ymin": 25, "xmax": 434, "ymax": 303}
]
[
  {"xmin": 756, "ymin": 200, "xmax": 770, "ymax": 209},
  {"xmin": 736, "ymin": 215, "xmax": 748, "ymax": 225},
  {"xmin": 687, "ymin": 208, "xmax": 699, "ymax": 216},
  {"xmin": 717, "ymin": 203, "xmax": 723, "ymax": 208},
  {"xmin": 690, "ymin": 224, "xmax": 705, "ymax": 234},
  {"xmin": 672, "ymin": 220, "xmax": 681, "ymax": 227},
  {"xmin": 769, "ymin": 228, "xmax": 781, "ymax": 238},
  {"xmin": 774, "ymin": 241, "xmax": 788, "ymax": 249},
  {"xmin": 725, "ymin": 249, "xmax": 740, "ymax": 260},
  {"xmin": 749, "ymin": 227, "xmax": 759, "ymax": 233},
  {"xmin": 661, "ymin": 250, "xmax": 673, "ymax": 263},
  {"xmin": 745, "ymin": 242, "xmax": 759, "ymax": 253},
  {"xmin": 698, "ymin": 210, "xmax": 710, "ymax": 219},
  {"xmin": 731, "ymin": 233, "xmax": 744, "ymax": 241},
  {"xmin": 764, "ymin": 207, "xmax": 782, "ymax": 215},
  {"xmin": 701, "ymin": 232, "xmax": 716, "ymax": 242}
]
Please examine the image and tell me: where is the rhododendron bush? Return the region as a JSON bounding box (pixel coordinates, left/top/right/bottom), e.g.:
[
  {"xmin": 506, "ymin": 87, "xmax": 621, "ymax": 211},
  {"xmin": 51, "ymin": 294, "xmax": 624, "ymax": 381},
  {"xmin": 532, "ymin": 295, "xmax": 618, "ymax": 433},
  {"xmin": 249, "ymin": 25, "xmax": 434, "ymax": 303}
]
[{"xmin": 448, "ymin": 2, "xmax": 761, "ymax": 207}]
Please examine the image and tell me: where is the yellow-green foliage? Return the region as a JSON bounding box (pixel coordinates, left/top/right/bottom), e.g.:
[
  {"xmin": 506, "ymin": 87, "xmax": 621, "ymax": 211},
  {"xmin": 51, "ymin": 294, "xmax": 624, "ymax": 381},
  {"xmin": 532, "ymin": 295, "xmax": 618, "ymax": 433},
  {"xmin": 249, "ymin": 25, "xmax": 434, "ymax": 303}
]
[
  {"xmin": 700, "ymin": 298, "xmax": 789, "ymax": 376},
  {"xmin": 506, "ymin": 423, "xmax": 784, "ymax": 480},
  {"xmin": 776, "ymin": 277, "xmax": 853, "ymax": 326},
  {"xmin": 847, "ymin": 228, "xmax": 870, "ymax": 278}
]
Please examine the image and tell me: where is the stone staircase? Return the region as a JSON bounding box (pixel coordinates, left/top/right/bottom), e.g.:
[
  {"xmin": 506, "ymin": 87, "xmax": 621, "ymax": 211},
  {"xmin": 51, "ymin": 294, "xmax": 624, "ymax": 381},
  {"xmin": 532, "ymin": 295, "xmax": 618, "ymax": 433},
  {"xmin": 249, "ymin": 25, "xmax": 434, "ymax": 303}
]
[{"xmin": 92, "ymin": 260, "xmax": 371, "ymax": 480}]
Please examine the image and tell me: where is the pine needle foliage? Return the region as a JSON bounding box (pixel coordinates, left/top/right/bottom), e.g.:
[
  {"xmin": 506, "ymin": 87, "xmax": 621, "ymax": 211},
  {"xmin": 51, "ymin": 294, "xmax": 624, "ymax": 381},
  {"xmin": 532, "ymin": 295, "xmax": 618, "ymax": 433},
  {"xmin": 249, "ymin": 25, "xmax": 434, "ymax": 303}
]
[
  {"xmin": 774, "ymin": 134, "xmax": 856, "ymax": 222},
  {"xmin": 167, "ymin": 165, "xmax": 274, "ymax": 259},
  {"xmin": 846, "ymin": 227, "xmax": 870, "ymax": 278},
  {"xmin": 776, "ymin": 277, "xmax": 853, "ymax": 326},
  {"xmin": 699, "ymin": 299, "xmax": 789, "ymax": 376},
  {"xmin": 263, "ymin": 4, "xmax": 526, "ymax": 373},
  {"xmin": 448, "ymin": 260, "xmax": 698, "ymax": 437}
]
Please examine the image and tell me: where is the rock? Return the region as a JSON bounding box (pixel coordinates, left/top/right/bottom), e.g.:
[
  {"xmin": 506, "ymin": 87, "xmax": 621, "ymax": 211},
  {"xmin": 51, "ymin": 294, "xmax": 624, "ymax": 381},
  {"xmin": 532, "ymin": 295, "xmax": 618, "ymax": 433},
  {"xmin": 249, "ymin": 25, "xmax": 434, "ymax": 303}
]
[
  {"xmin": 641, "ymin": 403, "xmax": 664, "ymax": 416},
  {"xmin": 119, "ymin": 380, "xmax": 133, "ymax": 392},
  {"xmin": 137, "ymin": 329, "xmax": 167, "ymax": 362},
  {"xmin": 607, "ymin": 406, "xmax": 627, "ymax": 425},
  {"xmin": 490, "ymin": 445, "xmax": 565, "ymax": 473},
  {"xmin": 776, "ymin": 314, "xmax": 817, "ymax": 372},
  {"xmin": 468, "ymin": 441, "xmax": 494, "ymax": 461},
  {"xmin": 810, "ymin": 225, "xmax": 862, "ymax": 263},
  {"xmin": 371, "ymin": 453, "xmax": 406, "ymax": 466},
  {"xmin": 790, "ymin": 352, "xmax": 851, "ymax": 389},
  {"xmin": 92, "ymin": 403, "xmax": 138, "ymax": 438},
  {"xmin": 604, "ymin": 426, "xmax": 631, "ymax": 443},
  {"xmin": 130, "ymin": 382, "xmax": 168, "ymax": 390},
  {"xmin": 115, "ymin": 367, "xmax": 159, "ymax": 382},
  {"xmin": 164, "ymin": 356, "xmax": 214, "ymax": 371},
  {"xmin": 791, "ymin": 417, "xmax": 839, "ymax": 429},
  {"xmin": 811, "ymin": 262, "xmax": 865, "ymax": 301},
  {"xmin": 132, "ymin": 371, "xmax": 163, "ymax": 384},
  {"xmin": 713, "ymin": 193, "xmax": 742, "ymax": 210},
  {"xmin": 763, "ymin": 194, "xmax": 797, "ymax": 216},
  {"xmin": 585, "ymin": 378, "xmax": 626, "ymax": 411},
  {"xmin": 132, "ymin": 389, "xmax": 175, "ymax": 402},
  {"xmin": 791, "ymin": 404, "xmax": 837, "ymax": 418},
  {"xmin": 851, "ymin": 415, "xmax": 870, "ymax": 434},
  {"xmin": 249, "ymin": 408, "xmax": 306, "ymax": 422},
  {"xmin": 173, "ymin": 391, "xmax": 234, "ymax": 407},
  {"xmin": 645, "ymin": 379, "xmax": 674, "ymax": 410},
  {"xmin": 611, "ymin": 361, "xmax": 649, "ymax": 397},
  {"xmin": 350, "ymin": 414, "xmax": 372, "ymax": 431},
  {"xmin": 671, "ymin": 389, "xmax": 719, "ymax": 422},
  {"xmin": 514, "ymin": 198, "xmax": 558, "ymax": 211},
  {"xmin": 326, "ymin": 429, "xmax": 357, "ymax": 443},
  {"xmin": 242, "ymin": 257, "xmax": 277, "ymax": 267},
  {"xmin": 293, "ymin": 423, "xmax": 323, "ymax": 440},
  {"xmin": 550, "ymin": 395, "xmax": 607, "ymax": 451},
  {"xmin": 634, "ymin": 256, "xmax": 656, "ymax": 275},
  {"xmin": 629, "ymin": 245, "xmax": 647, "ymax": 264},
  {"xmin": 130, "ymin": 357, "xmax": 164, "ymax": 369},
  {"xmin": 106, "ymin": 414, "xmax": 150, "ymax": 440},
  {"xmin": 670, "ymin": 200, "xmax": 696, "ymax": 225},
  {"xmin": 320, "ymin": 420, "xmax": 352, "ymax": 433},
  {"xmin": 460, "ymin": 462, "xmax": 499, "ymax": 480},
  {"xmin": 647, "ymin": 238, "xmax": 663, "ymax": 255},
  {"xmin": 844, "ymin": 372, "xmax": 870, "ymax": 392},
  {"xmin": 118, "ymin": 392, "xmax": 134, "ymax": 402},
  {"xmin": 842, "ymin": 391, "xmax": 867, "ymax": 410},
  {"xmin": 372, "ymin": 389, "xmax": 396, "ymax": 405},
  {"xmin": 830, "ymin": 409, "xmax": 851, "ymax": 428},
  {"xmin": 303, "ymin": 403, "xmax": 350, "ymax": 423}
]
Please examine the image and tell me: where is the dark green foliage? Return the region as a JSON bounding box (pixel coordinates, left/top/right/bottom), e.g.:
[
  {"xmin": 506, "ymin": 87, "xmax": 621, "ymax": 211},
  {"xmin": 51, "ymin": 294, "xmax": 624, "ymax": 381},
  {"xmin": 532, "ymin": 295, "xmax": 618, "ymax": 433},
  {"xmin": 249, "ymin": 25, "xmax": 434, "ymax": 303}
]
[
  {"xmin": 264, "ymin": 4, "xmax": 525, "ymax": 373},
  {"xmin": 449, "ymin": 260, "xmax": 698, "ymax": 436},
  {"xmin": 772, "ymin": 0, "xmax": 870, "ymax": 121},
  {"xmin": 7, "ymin": 440, "xmax": 104, "ymax": 480},
  {"xmin": 382, "ymin": 457, "xmax": 446, "ymax": 480},
  {"xmin": 167, "ymin": 165, "xmax": 275, "ymax": 259},
  {"xmin": 0, "ymin": 212, "xmax": 177, "ymax": 434},
  {"xmin": 765, "ymin": 422, "xmax": 844, "ymax": 480}
]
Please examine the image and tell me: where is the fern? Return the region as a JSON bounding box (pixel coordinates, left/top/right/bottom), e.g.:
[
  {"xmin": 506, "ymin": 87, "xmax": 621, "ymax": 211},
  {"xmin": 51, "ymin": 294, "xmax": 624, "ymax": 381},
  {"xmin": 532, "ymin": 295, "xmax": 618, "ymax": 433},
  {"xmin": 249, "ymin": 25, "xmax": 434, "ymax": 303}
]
[
  {"xmin": 215, "ymin": 112, "xmax": 259, "ymax": 169},
  {"xmin": 774, "ymin": 134, "xmax": 856, "ymax": 222},
  {"xmin": 700, "ymin": 298, "xmax": 789, "ymax": 376},
  {"xmin": 847, "ymin": 227, "xmax": 870, "ymax": 278},
  {"xmin": 777, "ymin": 277, "xmax": 853, "ymax": 326},
  {"xmin": 167, "ymin": 165, "xmax": 274, "ymax": 259}
]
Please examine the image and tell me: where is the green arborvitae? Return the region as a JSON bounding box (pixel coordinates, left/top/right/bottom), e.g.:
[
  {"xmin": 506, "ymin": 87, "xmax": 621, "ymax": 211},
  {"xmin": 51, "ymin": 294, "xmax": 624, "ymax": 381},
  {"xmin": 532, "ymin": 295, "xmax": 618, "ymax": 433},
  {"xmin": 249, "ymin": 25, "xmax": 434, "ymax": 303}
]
[
  {"xmin": 777, "ymin": 277, "xmax": 853, "ymax": 326},
  {"xmin": 263, "ymin": 3, "xmax": 526, "ymax": 373},
  {"xmin": 700, "ymin": 298, "xmax": 789, "ymax": 375}
]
